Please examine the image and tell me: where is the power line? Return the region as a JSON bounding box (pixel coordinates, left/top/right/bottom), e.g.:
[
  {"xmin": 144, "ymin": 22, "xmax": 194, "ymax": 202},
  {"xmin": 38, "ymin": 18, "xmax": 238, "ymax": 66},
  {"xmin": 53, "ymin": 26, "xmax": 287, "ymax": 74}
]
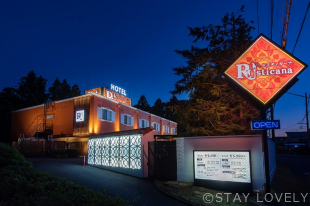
[
  {"xmin": 286, "ymin": 91, "xmax": 306, "ymax": 98},
  {"xmin": 292, "ymin": 1, "xmax": 310, "ymax": 54}
]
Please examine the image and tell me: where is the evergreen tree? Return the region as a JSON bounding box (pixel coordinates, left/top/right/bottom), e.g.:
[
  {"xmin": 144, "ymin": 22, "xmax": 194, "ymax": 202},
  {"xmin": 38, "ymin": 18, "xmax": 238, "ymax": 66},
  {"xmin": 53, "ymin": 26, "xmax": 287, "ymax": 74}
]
[
  {"xmin": 16, "ymin": 70, "xmax": 48, "ymax": 107},
  {"xmin": 48, "ymin": 78, "xmax": 81, "ymax": 101},
  {"xmin": 171, "ymin": 7, "xmax": 259, "ymax": 136},
  {"xmin": 151, "ymin": 98, "xmax": 166, "ymax": 118},
  {"xmin": 134, "ymin": 95, "xmax": 151, "ymax": 112}
]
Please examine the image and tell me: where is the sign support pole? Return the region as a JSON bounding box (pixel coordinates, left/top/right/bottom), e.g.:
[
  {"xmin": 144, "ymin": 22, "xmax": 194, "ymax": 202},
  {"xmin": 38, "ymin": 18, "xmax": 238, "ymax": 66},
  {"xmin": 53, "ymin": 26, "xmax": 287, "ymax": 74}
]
[{"xmin": 261, "ymin": 108, "xmax": 271, "ymax": 194}]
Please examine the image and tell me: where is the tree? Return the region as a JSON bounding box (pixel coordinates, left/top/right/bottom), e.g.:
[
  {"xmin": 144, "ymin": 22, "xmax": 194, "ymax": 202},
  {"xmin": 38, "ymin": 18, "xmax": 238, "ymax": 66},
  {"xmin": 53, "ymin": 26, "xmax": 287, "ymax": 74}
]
[
  {"xmin": 0, "ymin": 87, "xmax": 22, "ymax": 142},
  {"xmin": 171, "ymin": 7, "xmax": 259, "ymax": 136},
  {"xmin": 134, "ymin": 95, "xmax": 151, "ymax": 112},
  {"xmin": 16, "ymin": 70, "xmax": 49, "ymax": 107},
  {"xmin": 48, "ymin": 78, "xmax": 81, "ymax": 101},
  {"xmin": 151, "ymin": 98, "xmax": 166, "ymax": 117}
]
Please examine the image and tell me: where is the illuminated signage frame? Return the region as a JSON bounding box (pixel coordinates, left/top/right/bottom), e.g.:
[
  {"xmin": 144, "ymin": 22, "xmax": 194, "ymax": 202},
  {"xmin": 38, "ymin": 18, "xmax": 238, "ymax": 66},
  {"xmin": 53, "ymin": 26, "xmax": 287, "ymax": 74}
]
[
  {"xmin": 224, "ymin": 34, "xmax": 308, "ymax": 109},
  {"xmin": 193, "ymin": 150, "xmax": 252, "ymax": 193},
  {"xmin": 251, "ymin": 120, "xmax": 280, "ymax": 130}
]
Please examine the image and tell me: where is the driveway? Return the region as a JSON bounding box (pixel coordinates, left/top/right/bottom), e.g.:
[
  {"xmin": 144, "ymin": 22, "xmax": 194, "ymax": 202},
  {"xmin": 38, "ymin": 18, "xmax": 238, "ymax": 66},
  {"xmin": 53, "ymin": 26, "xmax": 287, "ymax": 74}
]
[{"xmin": 27, "ymin": 158, "xmax": 184, "ymax": 206}]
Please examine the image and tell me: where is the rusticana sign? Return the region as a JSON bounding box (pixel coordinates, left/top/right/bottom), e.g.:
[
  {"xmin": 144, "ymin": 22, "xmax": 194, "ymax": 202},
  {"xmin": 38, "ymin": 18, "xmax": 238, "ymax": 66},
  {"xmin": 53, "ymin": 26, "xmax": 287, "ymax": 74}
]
[{"xmin": 224, "ymin": 34, "xmax": 307, "ymax": 109}]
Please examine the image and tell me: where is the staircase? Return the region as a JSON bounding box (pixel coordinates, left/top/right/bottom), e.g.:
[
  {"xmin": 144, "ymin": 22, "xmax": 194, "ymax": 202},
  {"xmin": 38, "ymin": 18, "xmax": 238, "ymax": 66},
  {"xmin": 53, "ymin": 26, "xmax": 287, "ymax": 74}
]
[{"xmin": 24, "ymin": 102, "xmax": 55, "ymax": 138}]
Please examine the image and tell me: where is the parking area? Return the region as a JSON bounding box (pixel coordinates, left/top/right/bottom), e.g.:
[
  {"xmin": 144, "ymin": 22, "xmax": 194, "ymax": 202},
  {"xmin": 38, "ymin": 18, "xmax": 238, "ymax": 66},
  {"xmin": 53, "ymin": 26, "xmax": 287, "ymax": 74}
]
[{"xmin": 27, "ymin": 158, "xmax": 184, "ymax": 206}]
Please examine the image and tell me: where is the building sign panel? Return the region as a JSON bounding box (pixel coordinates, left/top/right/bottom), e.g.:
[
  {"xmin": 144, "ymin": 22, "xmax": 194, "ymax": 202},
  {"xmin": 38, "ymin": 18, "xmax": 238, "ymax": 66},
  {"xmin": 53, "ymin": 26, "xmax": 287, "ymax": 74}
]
[
  {"xmin": 251, "ymin": 120, "xmax": 280, "ymax": 130},
  {"xmin": 194, "ymin": 151, "xmax": 251, "ymax": 183},
  {"xmin": 85, "ymin": 87, "xmax": 102, "ymax": 95},
  {"xmin": 104, "ymin": 88, "xmax": 131, "ymax": 106},
  {"xmin": 76, "ymin": 110, "xmax": 85, "ymax": 122},
  {"xmin": 224, "ymin": 34, "xmax": 307, "ymax": 106}
]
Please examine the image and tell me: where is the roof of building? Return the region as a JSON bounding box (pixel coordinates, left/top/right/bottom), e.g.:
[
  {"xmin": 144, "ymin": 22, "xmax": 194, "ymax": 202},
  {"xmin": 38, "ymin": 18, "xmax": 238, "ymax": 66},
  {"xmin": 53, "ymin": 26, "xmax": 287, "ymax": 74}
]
[{"xmin": 89, "ymin": 127, "xmax": 154, "ymax": 138}]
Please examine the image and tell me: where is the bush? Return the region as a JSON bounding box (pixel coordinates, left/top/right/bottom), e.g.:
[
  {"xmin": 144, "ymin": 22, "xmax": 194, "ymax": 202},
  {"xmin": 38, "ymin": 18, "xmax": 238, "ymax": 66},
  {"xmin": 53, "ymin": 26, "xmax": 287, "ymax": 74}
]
[
  {"xmin": 0, "ymin": 143, "xmax": 125, "ymax": 205},
  {"xmin": 0, "ymin": 143, "xmax": 31, "ymax": 167}
]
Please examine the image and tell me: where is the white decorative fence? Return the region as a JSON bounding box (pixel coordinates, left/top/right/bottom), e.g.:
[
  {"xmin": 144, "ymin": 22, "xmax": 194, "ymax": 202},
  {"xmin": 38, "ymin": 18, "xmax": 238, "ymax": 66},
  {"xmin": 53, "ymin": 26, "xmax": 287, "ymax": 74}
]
[{"xmin": 88, "ymin": 134, "xmax": 143, "ymax": 177}]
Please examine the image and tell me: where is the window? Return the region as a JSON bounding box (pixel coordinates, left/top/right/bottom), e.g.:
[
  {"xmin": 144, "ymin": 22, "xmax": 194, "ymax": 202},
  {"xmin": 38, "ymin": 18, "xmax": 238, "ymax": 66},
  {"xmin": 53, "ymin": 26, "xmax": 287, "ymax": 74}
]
[
  {"xmin": 163, "ymin": 125, "xmax": 169, "ymax": 134},
  {"xmin": 98, "ymin": 107, "xmax": 115, "ymax": 122},
  {"xmin": 152, "ymin": 122, "xmax": 160, "ymax": 131},
  {"xmin": 139, "ymin": 119, "xmax": 149, "ymax": 128},
  {"xmin": 121, "ymin": 114, "xmax": 134, "ymax": 126},
  {"xmin": 171, "ymin": 128, "xmax": 176, "ymax": 135}
]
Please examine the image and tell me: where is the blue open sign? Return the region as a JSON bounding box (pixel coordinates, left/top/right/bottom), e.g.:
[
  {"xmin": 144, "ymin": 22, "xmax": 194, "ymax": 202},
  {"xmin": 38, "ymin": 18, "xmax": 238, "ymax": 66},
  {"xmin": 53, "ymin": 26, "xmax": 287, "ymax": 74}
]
[{"xmin": 251, "ymin": 120, "xmax": 280, "ymax": 130}]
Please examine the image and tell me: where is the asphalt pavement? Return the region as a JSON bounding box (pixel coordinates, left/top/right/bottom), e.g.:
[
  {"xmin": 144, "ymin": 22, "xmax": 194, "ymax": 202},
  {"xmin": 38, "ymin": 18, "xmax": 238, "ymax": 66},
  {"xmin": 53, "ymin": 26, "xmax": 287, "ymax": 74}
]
[
  {"xmin": 27, "ymin": 158, "xmax": 184, "ymax": 206},
  {"xmin": 276, "ymin": 154, "xmax": 310, "ymax": 183}
]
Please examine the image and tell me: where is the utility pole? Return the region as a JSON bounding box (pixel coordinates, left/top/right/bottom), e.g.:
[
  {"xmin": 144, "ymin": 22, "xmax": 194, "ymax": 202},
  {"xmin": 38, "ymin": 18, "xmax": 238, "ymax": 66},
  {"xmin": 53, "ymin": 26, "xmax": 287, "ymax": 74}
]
[
  {"xmin": 306, "ymin": 93, "xmax": 310, "ymax": 148},
  {"xmin": 270, "ymin": 105, "xmax": 275, "ymax": 141}
]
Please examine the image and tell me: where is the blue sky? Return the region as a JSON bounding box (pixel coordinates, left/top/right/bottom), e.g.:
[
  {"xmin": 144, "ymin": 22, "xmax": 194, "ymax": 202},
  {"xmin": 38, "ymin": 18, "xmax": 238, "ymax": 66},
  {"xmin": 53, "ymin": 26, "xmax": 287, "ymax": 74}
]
[{"xmin": 0, "ymin": 0, "xmax": 309, "ymax": 136}]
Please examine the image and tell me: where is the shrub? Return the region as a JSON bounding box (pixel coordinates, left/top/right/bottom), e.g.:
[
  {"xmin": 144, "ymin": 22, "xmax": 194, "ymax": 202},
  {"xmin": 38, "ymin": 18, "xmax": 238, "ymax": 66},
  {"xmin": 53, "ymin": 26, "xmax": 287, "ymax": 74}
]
[
  {"xmin": 0, "ymin": 142, "xmax": 125, "ymax": 205},
  {"xmin": 0, "ymin": 143, "xmax": 31, "ymax": 167}
]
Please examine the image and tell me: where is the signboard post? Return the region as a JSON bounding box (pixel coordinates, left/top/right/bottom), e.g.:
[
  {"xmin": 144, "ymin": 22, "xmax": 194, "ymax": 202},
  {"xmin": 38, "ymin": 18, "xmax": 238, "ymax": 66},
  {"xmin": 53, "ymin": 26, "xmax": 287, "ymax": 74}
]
[{"xmin": 224, "ymin": 34, "xmax": 308, "ymax": 194}]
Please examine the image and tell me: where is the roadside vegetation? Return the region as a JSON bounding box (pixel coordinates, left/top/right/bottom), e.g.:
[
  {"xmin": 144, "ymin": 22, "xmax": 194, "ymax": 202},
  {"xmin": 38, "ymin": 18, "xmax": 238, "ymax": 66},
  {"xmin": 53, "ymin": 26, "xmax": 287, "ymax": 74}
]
[{"xmin": 0, "ymin": 142, "xmax": 125, "ymax": 206}]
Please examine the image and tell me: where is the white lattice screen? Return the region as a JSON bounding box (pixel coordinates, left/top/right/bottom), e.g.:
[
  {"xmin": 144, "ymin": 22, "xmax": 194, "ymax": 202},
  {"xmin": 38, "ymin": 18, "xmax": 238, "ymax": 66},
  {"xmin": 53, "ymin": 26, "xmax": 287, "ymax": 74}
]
[{"xmin": 88, "ymin": 134, "xmax": 142, "ymax": 169}]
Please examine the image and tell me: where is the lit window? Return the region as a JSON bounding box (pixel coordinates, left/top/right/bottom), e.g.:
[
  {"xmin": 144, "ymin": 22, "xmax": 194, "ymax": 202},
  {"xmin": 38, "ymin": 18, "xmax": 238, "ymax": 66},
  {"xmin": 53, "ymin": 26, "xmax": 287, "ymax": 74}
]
[
  {"xmin": 171, "ymin": 128, "xmax": 177, "ymax": 135},
  {"xmin": 152, "ymin": 122, "xmax": 160, "ymax": 131},
  {"xmin": 163, "ymin": 125, "xmax": 169, "ymax": 134},
  {"xmin": 121, "ymin": 114, "xmax": 134, "ymax": 126},
  {"xmin": 98, "ymin": 107, "xmax": 115, "ymax": 122},
  {"xmin": 139, "ymin": 119, "xmax": 149, "ymax": 128}
]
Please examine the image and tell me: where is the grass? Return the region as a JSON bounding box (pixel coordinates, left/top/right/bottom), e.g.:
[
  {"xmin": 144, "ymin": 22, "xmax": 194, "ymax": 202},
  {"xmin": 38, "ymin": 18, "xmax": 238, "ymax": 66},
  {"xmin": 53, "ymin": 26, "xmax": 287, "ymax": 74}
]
[
  {"xmin": 156, "ymin": 161, "xmax": 310, "ymax": 206},
  {"xmin": 0, "ymin": 142, "xmax": 126, "ymax": 206}
]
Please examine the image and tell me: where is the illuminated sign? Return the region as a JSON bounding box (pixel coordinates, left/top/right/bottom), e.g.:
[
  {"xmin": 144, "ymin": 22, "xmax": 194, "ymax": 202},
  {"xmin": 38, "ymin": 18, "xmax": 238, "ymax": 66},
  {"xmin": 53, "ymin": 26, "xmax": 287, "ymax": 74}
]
[
  {"xmin": 194, "ymin": 151, "xmax": 251, "ymax": 183},
  {"xmin": 85, "ymin": 87, "xmax": 102, "ymax": 95},
  {"xmin": 104, "ymin": 88, "xmax": 131, "ymax": 106},
  {"xmin": 224, "ymin": 34, "xmax": 307, "ymax": 106},
  {"xmin": 251, "ymin": 120, "xmax": 280, "ymax": 130},
  {"xmin": 76, "ymin": 110, "xmax": 85, "ymax": 122},
  {"xmin": 111, "ymin": 84, "xmax": 126, "ymax": 96}
]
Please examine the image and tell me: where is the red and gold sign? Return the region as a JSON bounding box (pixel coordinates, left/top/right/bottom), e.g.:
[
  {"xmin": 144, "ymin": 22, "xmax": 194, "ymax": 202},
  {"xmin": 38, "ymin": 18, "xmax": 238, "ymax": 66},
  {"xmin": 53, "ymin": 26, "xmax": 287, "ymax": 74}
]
[
  {"xmin": 224, "ymin": 34, "xmax": 307, "ymax": 105},
  {"xmin": 85, "ymin": 87, "xmax": 102, "ymax": 95},
  {"xmin": 103, "ymin": 88, "xmax": 131, "ymax": 106}
]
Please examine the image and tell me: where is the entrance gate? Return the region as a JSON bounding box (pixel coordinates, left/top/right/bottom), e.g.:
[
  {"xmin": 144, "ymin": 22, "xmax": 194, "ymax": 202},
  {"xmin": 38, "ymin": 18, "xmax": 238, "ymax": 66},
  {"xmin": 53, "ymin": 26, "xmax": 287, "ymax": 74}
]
[{"xmin": 148, "ymin": 140, "xmax": 177, "ymax": 180}]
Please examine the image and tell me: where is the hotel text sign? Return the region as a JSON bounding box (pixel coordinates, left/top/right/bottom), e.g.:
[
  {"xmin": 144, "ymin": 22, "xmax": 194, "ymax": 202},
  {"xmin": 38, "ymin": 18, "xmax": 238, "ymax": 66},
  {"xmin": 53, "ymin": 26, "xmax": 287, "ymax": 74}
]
[
  {"xmin": 224, "ymin": 34, "xmax": 307, "ymax": 106},
  {"xmin": 194, "ymin": 151, "xmax": 251, "ymax": 183},
  {"xmin": 111, "ymin": 84, "xmax": 126, "ymax": 96}
]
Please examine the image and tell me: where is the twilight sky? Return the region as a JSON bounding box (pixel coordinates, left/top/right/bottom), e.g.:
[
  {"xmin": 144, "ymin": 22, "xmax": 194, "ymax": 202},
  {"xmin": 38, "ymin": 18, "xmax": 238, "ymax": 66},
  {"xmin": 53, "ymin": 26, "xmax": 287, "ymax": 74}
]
[{"xmin": 0, "ymin": 0, "xmax": 310, "ymax": 136}]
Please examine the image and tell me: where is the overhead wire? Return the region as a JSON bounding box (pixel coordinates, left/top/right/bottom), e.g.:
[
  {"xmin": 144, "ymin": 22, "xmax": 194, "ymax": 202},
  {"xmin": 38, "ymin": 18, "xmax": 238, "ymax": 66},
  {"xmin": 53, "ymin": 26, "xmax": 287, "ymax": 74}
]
[{"xmin": 292, "ymin": 1, "xmax": 310, "ymax": 54}]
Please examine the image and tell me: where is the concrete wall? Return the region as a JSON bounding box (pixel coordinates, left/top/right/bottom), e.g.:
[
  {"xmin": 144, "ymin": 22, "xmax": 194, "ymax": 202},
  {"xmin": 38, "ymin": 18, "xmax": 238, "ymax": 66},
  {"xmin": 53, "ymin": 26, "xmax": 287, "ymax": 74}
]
[{"xmin": 176, "ymin": 135, "xmax": 276, "ymax": 192}]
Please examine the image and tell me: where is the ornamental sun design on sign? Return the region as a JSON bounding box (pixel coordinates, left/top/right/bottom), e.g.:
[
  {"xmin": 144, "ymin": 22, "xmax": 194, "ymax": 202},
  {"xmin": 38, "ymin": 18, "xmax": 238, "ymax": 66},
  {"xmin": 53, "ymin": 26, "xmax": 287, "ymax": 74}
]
[{"xmin": 224, "ymin": 34, "xmax": 307, "ymax": 106}]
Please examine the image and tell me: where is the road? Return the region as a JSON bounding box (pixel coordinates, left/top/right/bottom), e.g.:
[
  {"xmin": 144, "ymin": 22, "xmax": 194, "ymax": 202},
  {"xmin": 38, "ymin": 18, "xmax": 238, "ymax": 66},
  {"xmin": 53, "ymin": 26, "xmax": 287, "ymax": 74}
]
[
  {"xmin": 27, "ymin": 158, "xmax": 184, "ymax": 206},
  {"xmin": 276, "ymin": 154, "xmax": 310, "ymax": 183}
]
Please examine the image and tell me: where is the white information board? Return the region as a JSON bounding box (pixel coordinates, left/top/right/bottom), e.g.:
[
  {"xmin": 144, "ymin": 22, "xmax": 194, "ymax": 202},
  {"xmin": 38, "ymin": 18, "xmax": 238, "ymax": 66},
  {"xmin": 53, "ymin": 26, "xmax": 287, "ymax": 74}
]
[{"xmin": 194, "ymin": 151, "xmax": 251, "ymax": 183}]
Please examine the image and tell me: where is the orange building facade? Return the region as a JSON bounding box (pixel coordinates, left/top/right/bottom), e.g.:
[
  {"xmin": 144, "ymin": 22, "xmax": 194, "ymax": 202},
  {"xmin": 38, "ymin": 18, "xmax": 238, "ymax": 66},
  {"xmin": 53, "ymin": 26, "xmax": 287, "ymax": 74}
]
[{"xmin": 11, "ymin": 92, "xmax": 177, "ymax": 144}]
